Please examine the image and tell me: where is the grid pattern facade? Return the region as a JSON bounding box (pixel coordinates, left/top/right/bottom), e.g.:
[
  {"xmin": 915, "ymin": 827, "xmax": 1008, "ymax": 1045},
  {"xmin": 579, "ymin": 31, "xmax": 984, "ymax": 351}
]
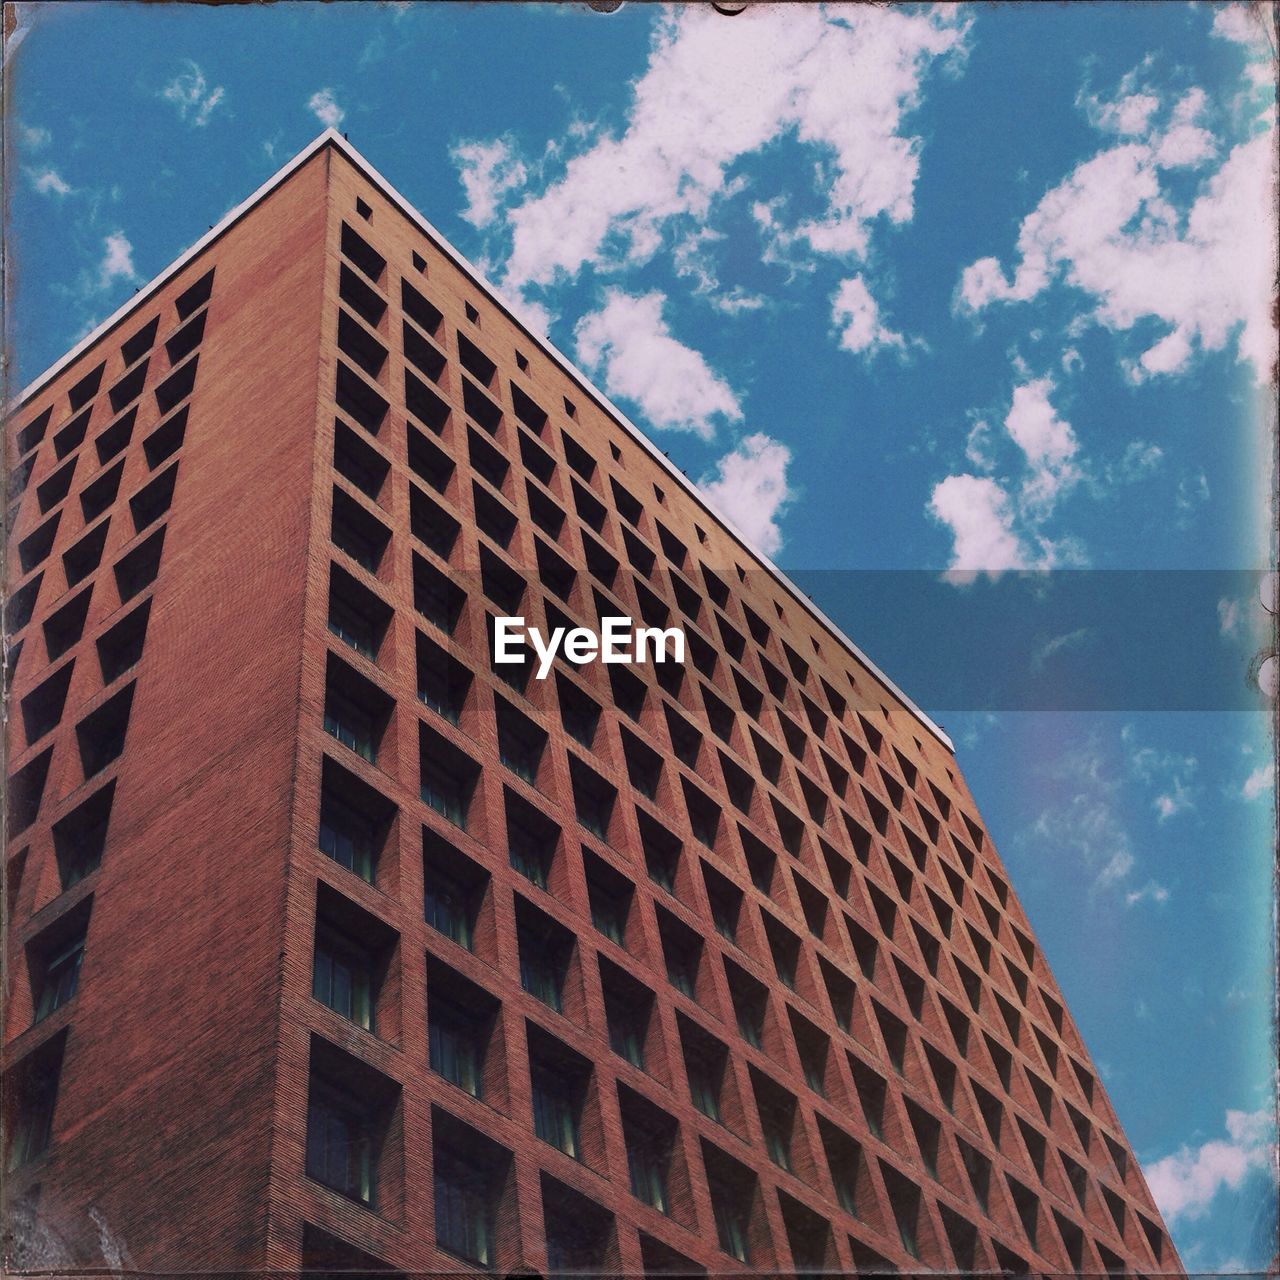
[{"xmin": 3, "ymin": 136, "xmax": 1178, "ymax": 1277}]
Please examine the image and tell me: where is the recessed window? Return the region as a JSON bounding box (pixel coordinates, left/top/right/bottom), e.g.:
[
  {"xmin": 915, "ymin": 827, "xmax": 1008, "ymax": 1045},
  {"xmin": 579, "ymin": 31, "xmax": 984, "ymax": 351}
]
[
  {"xmin": 620, "ymin": 1086, "xmax": 676, "ymax": 1215},
  {"xmin": 496, "ymin": 699, "xmax": 547, "ymax": 785},
  {"xmin": 174, "ymin": 268, "xmax": 215, "ymax": 320},
  {"xmin": 469, "ymin": 430, "xmax": 510, "ymax": 493},
  {"xmin": 429, "ymin": 960, "xmax": 500, "ymax": 1099},
  {"xmin": 423, "ymin": 828, "xmax": 487, "ymax": 952},
  {"xmin": 36, "ymin": 455, "xmax": 75, "ymax": 514},
  {"xmin": 305, "ymin": 1039, "xmax": 398, "ymax": 1209},
  {"xmin": 53, "ymin": 407, "xmax": 90, "ymax": 460},
  {"xmin": 505, "ymin": 790, "xmax": 559, "ymax": 891},
  {"xmin": 327, "ymin": 566, "xmax": 390, "ymax": 662},
  {"xmin": 704, "ymin": 1142, "xmax": 755, "ymax": 1263},
  {"xmin": 67, "ymin": 362, "xmax": 105, "ymax": 412},
  {"xmin": 154, "ymin": 356, "xmax": 199, "ymax": 416},
  {"xmin": 419, "ymin": 725, "xmax": 480, "ymax": 830},
  {"xmin": 21, "ymin": 662, "xmax": 74, "ymax": 745},
  {"xmin": 518, "ymin": 430, "xmax": 556, "ymax": 485},
  {"xmin": 701, "ymin": 862, "xmax": 742, "ymax": 943},
  {"xmin": 404, "ymin": 320, "xmax": 447, "ymax": 384},
  {"xmin": 679, "ymin": 1016, "xmax": 728, "ymax": 1124},
  {"xmin": 165, "ymin": 309, "xmax": 207, "ymax": 368},
  {"xmin": 656, "ymin": 907, "xmax": 702, "ymax": 1000},
  {"xmin": 5, "ymin": 1032, "xmax": 66, "ymax": 1170},
  {"xmin": 529, "ymin": 1024, "xmax": 591, "ymax": 1160},
  {"xmin": 129, "ymin": 463, "xmax": 178, "ymax": 534},
  {"xmin": 416, "ymin": 633, "xmax": 472, "ymax": 726},
  {"xmin": 96, "ymin": 406, "xmax": 137, "ymax": 465},
  {"xmin": 318, "ymin": 757, "xmax": 394, "ymax": 885},
  {"xmin": 750, "ymin": 1069, "xmax": 796, "ymax": 1172},
  {"xmin": 342, "ymin": 222, "xmax": 383, "ymax": 282},
  {"xmin": 556, "ymin": 673, "xmax": 600, "ymax": 749},
  {"xmin": 7, "ymin": 748, "xmax": 53, "ymax": 838},
  {"xmin": 724, "ymin": 959, "xmax": 768, "ymax": 1050},
  {"xmin": 16, "ymin": 405, "xmax": 53, "ymax": 456},
  {"xmin": 335, "ymin": 362, "xmax": 389, "ymax": 437},
  {"xmin": 432, "ymin": 1110, "xmax": 511, "ymax": 1268},
  {"xmin": 143, "ymin": 404, "xmax": 188, "ymax": 469},
  {"xmin": 464, "ymin": 301, "xmax": 479, "ymax": 323},
  {"xmin": 401, "ymin": 279, "xmax": 443, "ymax": 335},
  {"xmin": 323, "ymin": 658, "xmax": 392, "ymax": 764},
  {"xmin": 313, "ymin": 886, "xmax": 395, "ymax": 1035},
  {"xmin": 680, "ymin": 778, "xmax": 721, "ymax": 849},
  {"xmin": 97, "ymin": 597, "xmax": 152, "ymax": 683},
  {"xmin": 331, "ymin": 488, "xmax": 391, "ymax": 575},
  {"xmin": 406, "ymin": 368, "xmax": 450, "ymax": 434},
  {"xmin": 600, "ymin": 956, "xmax": 654, "ymax": 1068},
  {"xmin": 516, "ymin": 897, "xmax": 574, "ymax": 1015},
  {"xmin": 76, "ymin": 682, "xmax": 135, "ymax": 777},
  {"xmin": 409, "ymin": 486, "xmax": 461, "ymax": 561},
  {"xmin": 30, "ymin": 908, "xmax": 89, "ymax": 1020},
  {"xmin": 585, "ymin": 851, "xmax": 633, "ymax": 947},
  {"xmin": 52, "ymin": 781, "xmax": 114, "ymax": 890},
  {"xmin": 569, "ymin": 757, "xmax": 616, "ymax": 842}
]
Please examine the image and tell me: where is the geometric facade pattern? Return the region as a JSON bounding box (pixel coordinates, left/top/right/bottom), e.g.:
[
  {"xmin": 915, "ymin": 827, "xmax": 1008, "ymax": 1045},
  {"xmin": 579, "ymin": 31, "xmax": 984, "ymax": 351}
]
[{"xmin": 3, "ymin": 132, "xmax": 1180, "ymax": 1276}]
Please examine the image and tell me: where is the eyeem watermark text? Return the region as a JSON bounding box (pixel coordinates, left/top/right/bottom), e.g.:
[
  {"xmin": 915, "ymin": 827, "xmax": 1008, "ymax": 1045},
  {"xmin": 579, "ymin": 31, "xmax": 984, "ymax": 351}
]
[{"xmin": 493, "ymin": 616, "xmax": 686, "ymax": 680}]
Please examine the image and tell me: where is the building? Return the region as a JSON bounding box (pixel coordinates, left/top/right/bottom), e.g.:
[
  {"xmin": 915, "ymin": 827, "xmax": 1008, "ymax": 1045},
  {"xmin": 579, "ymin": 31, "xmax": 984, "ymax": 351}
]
[{"xmin": 3, "ymin": 131, "xmax": 1180, "ymax": 1276}]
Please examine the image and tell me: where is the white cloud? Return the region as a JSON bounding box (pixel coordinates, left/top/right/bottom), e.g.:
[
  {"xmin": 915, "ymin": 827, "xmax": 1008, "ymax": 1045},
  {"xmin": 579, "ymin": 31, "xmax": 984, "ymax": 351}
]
[
  {"xmin": 1113, "ymin": 440, "xmax": 1164, "ymax": 482},
  {"xmin": 930, "ymin": 375, "xmax": 1085, "ymax": 575},
  {"xmin": 574, "ymin": 289, "xmax": 740, "ymax": 439},
  {"xmin": 161, "ymin": 61, "xmax": 226, "ymax": 128},
  {"xmin": 1003, "ymin": 376, "xmax": 1081, "ymax": 513},
  {"xmin": 1030, "ymin": 626, "xmax": 1093, "ymax": 671},
  {"xmin": 1218, "ymin": 597, "xmax": 1242, "ymax": 636},
  {"xmin": 1144, "ymin": 1108, "xmax": 1276, "ymax": 1224},
  {"xmin": 98, "ymin": 232, "xmax": 137, "ymax": 289},
  {"xmin": 1125, "ymin": 728, "xmax": 1198, "ymax": 821},
  {"xmin": 831, "ymin": 276, "xmax": 907, "ymax": 356},
  {"xmin": 1241, "ymin": 762, "xmax": 1275, "ymax": 801},
  {"xmin": 928, "ymin": 474, "xmax": 1026, "ymax": 581},
  {"xmin": 1124, "ymin": 880, "xmax": 1170, "ymax": 907},
  {"xmin": 958, "ymin": 67, "xmax": 1277, "ymax": 384},
  {"xmin": 307, "ymin": 88, "xmax": 345, "ymax": 129},
  {"xmin": 28, "ymin": 167, "xmax": 72, "ymax": 197},
  {"xmin": 1212, "ymin": 3, "xmax": 1272, "ymax": 48},
  {"xmin": 452, "ymin": 138, "xmax": 528, "ymax": 229},
  {"xmin": 19, "ymin": 123, "xmax": 51, "ymax": 149},
  {"xmin": 698, "ymin": 433, "xmax": 794, "ymax": 558},
  {"xmin": 483, "ymin": 5, "xmax": 967, "ymax": 294}
]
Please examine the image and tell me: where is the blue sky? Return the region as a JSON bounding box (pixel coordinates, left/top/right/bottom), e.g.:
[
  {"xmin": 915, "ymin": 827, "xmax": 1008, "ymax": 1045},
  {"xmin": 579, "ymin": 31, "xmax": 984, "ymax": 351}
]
[{"xmin": 8, "ymin": 1, "xmax": 1277, "ymax": 1267}]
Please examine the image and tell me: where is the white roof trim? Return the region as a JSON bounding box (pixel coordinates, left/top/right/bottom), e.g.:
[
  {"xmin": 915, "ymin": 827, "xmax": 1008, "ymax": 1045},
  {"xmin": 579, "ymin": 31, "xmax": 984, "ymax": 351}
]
[{"xmin": 10, "ymin": 128, "xmax": 954, "ymax": 753}]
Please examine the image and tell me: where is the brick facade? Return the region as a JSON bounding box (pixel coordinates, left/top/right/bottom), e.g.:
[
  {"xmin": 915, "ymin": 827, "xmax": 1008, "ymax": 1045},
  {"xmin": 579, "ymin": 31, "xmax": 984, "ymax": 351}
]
[{"xmin": 4, "ymin": 133, "xmax": 1180, "ymax": 1276}]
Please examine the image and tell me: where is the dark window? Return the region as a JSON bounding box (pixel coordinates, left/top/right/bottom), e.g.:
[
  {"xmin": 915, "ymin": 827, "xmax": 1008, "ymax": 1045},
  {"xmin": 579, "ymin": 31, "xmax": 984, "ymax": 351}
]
[
  {"xmin": 76, "ymin": 683, "xmax": 135, "ymax": 777},
  {"xmin": 423, "ymin": 830, "xmax": 486, "ymax": 952},
  {"xmin": 52, "ymin": 782, "xmax": 114, "ymax": 890},
  {"xmin": 32, "ymin": 922, "xmax": 87, "ymax": 1020},
  {"xmin": 496, "ymin": 700, "xmax": 547, "ymax": 785},
  {"xmin": 419, "ymin": 727, "xmax": 479, "ymax": 830}
]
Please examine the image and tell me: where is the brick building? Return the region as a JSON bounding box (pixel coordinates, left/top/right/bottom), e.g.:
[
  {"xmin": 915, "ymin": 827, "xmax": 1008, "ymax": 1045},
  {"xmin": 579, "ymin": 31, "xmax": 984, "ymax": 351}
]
[{"xmin": 3, "ymin": 131, "xmax": 1180, "ymax": 1275}]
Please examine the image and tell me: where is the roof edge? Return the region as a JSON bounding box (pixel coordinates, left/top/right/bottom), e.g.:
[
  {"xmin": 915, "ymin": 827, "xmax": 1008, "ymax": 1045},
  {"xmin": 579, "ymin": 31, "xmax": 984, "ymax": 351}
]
[{"xmin": 8, "ymin": 128, "xmax": 955, "ymax": 754}]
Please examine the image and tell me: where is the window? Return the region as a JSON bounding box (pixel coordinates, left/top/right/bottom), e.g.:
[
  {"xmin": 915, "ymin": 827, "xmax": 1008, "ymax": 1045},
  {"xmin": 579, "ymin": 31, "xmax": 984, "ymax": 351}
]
[
  {"xmin": 702, "ymin": 864, "xmax": 742, "ymax": 943},
  {"xmin": 850, "ymin": 1058, "xmax": 888, "ymax": 1141},
  {"xmin": 413, "ymin": 554, "xmax": 465, "ymax": 634},
  {"xmin": 432, "ymin": 1110, "xmax": 512, "ymax": 1269},
  {"xmin": 324, "ymin": 689, "xmax": 378, "ymax": 762},
  {"xmin": 818, "ymin": 1118, "xmax": 862, "ymax": 1216},
  {"xmin": 328, "ymin": 567, "xmax": 390, "ymax": 661},
  {"xmin": 506, "ymin": 792, "xmax": 558, "ymax": 891},
  {"xmin": 880, "ymin": 1164, "xmax": 922, "ymax": 1259},
  {"xmin": 419, "ymin": 727, "xmax": 479, "ymax": 829},
  {"xmin": 584, "ymin": 851, "xmax": 632, "ymax": 947},
  {"xmin": 433, "ymin": 1145, "xmax": 495, "ymax": 1266},
  {"xmin": 679, "ymin": 1018, "xmax": 727, "ymax": 1123},
  {"xmin": 313, "ymin": 929, "xmax": 375, "ymax": 1032},
  {"xmin": 416, "ymin": 634, "xmax": 471, "ymax": 725},
  {"xmin": 569, "ymin": 757, "xmax": 616, "ymax": 842},
  {"xmin": 703, "ymin": 1143, "xmax": 757, "ymax": 1263},
  {"xmin": 318, "ymin": 782, "xmax": 381, "ymax": 883},
  {"xmin": 423, "ymin": 831, "xmax": 485, "ymax": 952},
  {"xmin": 335, "ymin": 420, "xmax": 390, "ymax": 500},
  {"xmin": 542, "ymin": 1178, "xmax": 614, "ymax": 1280},
  {"xmin": 529, "ymin": 1029, "xmax": 590, "ymax": 1161},
  {"xmin": 33, "ymin": 928, "xmax": 86, "ymax": 1020},
  {"xmin": 306, "ymin": 1082, "xmax": 377, "ymax": 1205},
  {"xmin": 76, "ymin": 683, "xmax": 135, "ymax": 777},
  {"xmin": 5, "ymin": 1034, "xmax": 65, "ymax": 1170},
  {"xmin": 332, "ymin": 488, "xmax": 390, "ymax": 574},
  {"xmin": 621, "ymin": 1090, "xmax": 676, "ymax": 1216},
  {"xmin": 517, "ymin": 901, "xmax": 572, "ymax": 1015},
  {"xmin": 601, "ymin": 958, "xmax": 652, "ymax": 1068},
  {"xmin": 752, "ymin": 1072, "xmax": 796, "ymax": 1173},
  {"xmin": 429, "ymin": 998, "xmax": 484, "ymax": 1097},
  {"xmin": 556, "ymin": 674, "xmax": 601, "ymax": 749},
  {"xmin": 725, "ymin": 960, "xmax": 767, "ymax": 1049},
  {"xmin": 656, "ymin": 908, "xmax": 701, "ymax": 1000},
  {"xmin": 52, "ymin": 782, "xmax": 114, "ymax": 890},
  {"xmin": 495, "ymin": 699, "xmax": 546, "ymax": 784}
]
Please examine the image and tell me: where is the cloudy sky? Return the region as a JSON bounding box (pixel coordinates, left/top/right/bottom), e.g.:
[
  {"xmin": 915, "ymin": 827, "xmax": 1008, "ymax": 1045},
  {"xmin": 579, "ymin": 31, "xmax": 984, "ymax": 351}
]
[{"xmin": 8, "ymin": 1, "xmax": 1277, "ymax": 1268}]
